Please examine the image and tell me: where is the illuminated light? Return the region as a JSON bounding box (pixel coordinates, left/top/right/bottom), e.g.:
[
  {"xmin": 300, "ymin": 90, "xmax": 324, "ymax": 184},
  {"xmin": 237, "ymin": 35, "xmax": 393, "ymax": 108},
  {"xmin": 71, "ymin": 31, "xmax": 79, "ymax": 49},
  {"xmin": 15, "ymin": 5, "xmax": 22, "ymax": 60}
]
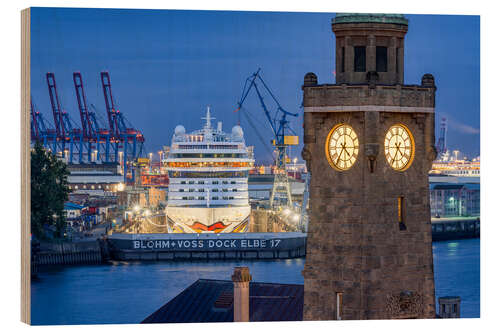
[
  {"xmin": 144, "ymin": 210, "xmax": 151, "ymax": 216},
  {"xmin": 292, "ymin": 214, "xmax": 300, "ymax": 222},
  {"xmin": 283, "ymin": 208, "xmax": 291, "ymax": 216},
  {"xmin": 133, "ymin": 205, "xmax": 140, "ymax": 212}
]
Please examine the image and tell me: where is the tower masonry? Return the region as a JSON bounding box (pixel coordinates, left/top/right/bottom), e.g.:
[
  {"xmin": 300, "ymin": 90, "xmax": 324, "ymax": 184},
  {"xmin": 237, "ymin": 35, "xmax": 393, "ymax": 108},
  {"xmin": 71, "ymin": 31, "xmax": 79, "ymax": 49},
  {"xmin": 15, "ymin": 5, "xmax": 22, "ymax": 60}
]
[{"xmin": 301, "ymin": 13, "xmax": 437, "ymax": 320}]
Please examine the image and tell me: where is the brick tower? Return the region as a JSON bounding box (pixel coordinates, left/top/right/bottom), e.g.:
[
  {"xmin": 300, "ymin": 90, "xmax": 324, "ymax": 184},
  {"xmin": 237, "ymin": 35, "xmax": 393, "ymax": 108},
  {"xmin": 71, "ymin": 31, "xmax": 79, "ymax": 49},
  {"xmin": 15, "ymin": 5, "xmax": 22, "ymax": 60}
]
[{"xmin": 301, "ymin": 13, "xmax": 436, "ymax": 320}]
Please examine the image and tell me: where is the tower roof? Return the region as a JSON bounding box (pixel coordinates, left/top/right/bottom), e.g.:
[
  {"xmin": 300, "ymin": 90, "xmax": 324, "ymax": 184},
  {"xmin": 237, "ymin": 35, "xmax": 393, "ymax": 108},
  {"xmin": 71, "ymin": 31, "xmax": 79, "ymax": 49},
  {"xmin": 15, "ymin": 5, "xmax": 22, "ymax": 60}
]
[{"xmin": 333, "ymin": 13, "xmax": 408, "ymax": 25}]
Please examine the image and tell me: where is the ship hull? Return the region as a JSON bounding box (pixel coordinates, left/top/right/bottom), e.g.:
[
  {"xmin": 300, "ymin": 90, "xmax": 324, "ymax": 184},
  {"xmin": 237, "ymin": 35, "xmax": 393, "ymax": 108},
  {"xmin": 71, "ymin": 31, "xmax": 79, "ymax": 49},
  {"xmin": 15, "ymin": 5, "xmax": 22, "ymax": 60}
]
[{"xmin": 165, "ymin": 205, "xmax": 250, "ymax": 233}]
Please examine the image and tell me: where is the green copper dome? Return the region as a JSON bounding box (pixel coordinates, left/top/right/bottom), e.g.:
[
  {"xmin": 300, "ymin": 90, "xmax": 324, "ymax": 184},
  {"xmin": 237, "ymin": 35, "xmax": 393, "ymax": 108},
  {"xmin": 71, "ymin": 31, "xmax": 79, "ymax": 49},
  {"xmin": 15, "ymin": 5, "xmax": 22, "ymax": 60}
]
[{"xmin": 332, "ymin": 13, "xmax": 408, "ymax": 25}]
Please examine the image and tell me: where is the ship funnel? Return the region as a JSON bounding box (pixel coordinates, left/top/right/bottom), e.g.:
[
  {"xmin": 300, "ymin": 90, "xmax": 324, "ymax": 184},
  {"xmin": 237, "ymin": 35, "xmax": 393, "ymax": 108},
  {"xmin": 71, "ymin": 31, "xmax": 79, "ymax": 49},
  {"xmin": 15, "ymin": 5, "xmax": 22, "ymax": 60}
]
[{"xmin": 217, "ymin": 121, "xmax": 222, "ymax": 132}]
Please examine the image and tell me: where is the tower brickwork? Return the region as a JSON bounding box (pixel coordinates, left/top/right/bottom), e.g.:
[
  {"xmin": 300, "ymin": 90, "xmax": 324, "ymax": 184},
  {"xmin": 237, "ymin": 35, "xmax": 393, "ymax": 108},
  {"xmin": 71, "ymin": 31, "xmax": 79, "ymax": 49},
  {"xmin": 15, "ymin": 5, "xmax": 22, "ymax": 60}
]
[{"xmin": 301, "ymin": 13, "xmax": 437, "ymax": 320}]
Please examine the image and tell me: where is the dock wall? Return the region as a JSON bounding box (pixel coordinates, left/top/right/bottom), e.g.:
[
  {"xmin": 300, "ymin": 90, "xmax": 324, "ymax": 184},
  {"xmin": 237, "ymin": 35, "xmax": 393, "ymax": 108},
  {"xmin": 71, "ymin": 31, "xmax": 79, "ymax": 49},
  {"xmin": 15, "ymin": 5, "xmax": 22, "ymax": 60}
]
[
  {"xmin": 33, "ymin": 241, "xmax": 104, "ymax": 266},
  {"xmin": 107, "ymin": 232, "xmax": 307, "ymax": 261}
]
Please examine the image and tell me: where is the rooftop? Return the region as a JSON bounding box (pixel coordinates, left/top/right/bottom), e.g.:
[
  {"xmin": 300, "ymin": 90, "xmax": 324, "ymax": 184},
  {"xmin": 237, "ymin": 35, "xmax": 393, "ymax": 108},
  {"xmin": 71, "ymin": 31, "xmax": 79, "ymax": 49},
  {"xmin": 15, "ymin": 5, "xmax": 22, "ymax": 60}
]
[
  {"xmin": 332, "ymin": 13, "xmax": 408, "ymax": 25},
  {"xmin": 142, "ymin": 278, "xmax": 303, "ymax": 323}
]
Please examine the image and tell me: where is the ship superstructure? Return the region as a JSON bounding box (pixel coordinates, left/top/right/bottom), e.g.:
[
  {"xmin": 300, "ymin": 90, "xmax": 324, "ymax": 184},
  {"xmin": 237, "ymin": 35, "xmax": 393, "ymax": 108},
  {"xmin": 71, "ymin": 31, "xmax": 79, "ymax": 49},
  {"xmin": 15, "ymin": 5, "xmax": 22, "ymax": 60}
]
[
  {"xmin": 164, "ymin": 107, "xmax": 254, "ymax": 233},
  {"xmin": 430, "ymin": 153, "xmax": 480, "ymax": 177}
]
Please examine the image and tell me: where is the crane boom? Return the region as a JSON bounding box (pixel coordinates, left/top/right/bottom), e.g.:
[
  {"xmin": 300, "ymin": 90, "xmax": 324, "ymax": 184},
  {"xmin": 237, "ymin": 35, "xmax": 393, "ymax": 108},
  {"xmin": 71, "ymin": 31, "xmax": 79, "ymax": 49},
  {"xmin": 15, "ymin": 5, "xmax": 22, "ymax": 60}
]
[
  {"xmin": 73, "ymin": 72, "xmax": 94, "ymax": 140},
  {"xmin": 46, "ymin": 72, "xmax": 66, "ymax": 139},
  {"xmin": 101, "ymin": 71, "xmax": 120, "ymax": 139}
]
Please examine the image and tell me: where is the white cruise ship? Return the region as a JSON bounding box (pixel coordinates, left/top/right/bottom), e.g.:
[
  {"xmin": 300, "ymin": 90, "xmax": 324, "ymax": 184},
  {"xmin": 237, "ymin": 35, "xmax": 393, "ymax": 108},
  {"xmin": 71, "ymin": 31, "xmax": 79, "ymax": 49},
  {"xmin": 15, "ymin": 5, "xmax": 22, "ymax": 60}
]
[{"xmin": 164, "ymin": 107, "xmax": 254, "ymax": 233}]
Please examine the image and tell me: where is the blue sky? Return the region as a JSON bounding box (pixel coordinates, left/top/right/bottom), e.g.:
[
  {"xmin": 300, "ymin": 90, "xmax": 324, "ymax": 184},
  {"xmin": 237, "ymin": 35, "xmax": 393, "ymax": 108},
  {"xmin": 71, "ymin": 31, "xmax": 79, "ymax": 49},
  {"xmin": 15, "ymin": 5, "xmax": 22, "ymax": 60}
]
[{"xmin": 30, "ymin": 8, "xmax": 480, "ymax": 163}]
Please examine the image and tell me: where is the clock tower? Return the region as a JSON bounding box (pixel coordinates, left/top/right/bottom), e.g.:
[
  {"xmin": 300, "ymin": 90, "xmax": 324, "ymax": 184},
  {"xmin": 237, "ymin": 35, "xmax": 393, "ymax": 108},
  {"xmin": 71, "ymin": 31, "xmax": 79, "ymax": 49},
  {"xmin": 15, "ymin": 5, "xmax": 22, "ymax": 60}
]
[{"xmin": 302, "ymin": 13, "xmax": 437, "ymax": 320}]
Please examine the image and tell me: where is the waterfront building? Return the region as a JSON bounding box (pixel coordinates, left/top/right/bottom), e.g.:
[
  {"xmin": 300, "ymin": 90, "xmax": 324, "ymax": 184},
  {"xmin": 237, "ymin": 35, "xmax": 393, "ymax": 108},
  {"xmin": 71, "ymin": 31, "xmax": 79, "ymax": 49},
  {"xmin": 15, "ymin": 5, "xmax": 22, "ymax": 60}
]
[
  {"xmin": 301, "ymin": 13, "xmax": 436, "ymax": 319},
  {"xmin": 164, "ymin": 107, "xmax": 254, "ymax": 233},
  {"xmin": 64, "ymin": 202, "xmax": 86, "ymax": 219},
  {"xmin": 67, "ymin": 162, "xmax": 123, "ymax": 193},
  {"xmin": 430, "ymin": 183, "xmax": 480, "ymax": 218}
]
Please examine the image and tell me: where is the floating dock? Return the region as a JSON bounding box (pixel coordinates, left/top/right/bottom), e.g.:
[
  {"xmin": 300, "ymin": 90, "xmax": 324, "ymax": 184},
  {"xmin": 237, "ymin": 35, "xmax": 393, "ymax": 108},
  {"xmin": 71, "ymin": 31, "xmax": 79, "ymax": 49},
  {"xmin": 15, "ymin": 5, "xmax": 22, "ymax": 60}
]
[
  {"xmin": 431, "ymin": 217, "xmax": 480, "ymax": 241},
  {"xmin": 106, "ymin": 232, "xmax": 307, "ymax": 260}
]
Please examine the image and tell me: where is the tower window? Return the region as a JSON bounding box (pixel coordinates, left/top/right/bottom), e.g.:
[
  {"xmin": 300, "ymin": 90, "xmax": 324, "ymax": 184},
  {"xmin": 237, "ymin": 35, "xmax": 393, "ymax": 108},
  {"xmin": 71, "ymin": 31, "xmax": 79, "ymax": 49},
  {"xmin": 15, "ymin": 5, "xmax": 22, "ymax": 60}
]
[
  {"xmin": 336, "ymin": 292, "xmax": 343, "ymax": 320},
  {"xmin": 398, "ymin": 196, "xmax": 407, "ymax": 230},
  {"xmin": 376, "ymin": 46, "xmax": 388, "ymax": 72},
  {"xmin": 396, "ymin": 48, "xmax": 400, "ymax": 73},
  {"xmin": 354, "ymin": 46, "xmax": 366, "ymax": 72},
  {"xmin": 341, "ymin": 47, "xmax": 345, "ymax": 72}
]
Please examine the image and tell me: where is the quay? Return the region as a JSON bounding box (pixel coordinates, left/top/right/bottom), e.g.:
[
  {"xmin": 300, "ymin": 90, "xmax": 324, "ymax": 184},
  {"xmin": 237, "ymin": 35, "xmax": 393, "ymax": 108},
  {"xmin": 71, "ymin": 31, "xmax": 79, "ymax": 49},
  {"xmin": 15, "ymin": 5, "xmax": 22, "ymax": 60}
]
[
  {"xmin": 31, "ymin": 240, "xmax": 104, "ymax": 275},
  {"xmin": 32, "ymin": 218, "xmax": 479, "ymax": 269},
  {"xmin": 106, "ymin": 232, "xmax": 307, "ymax": 261},
  {"xmin": 431, "ymin": 217, "xmax": 480, "ymax": 241}
]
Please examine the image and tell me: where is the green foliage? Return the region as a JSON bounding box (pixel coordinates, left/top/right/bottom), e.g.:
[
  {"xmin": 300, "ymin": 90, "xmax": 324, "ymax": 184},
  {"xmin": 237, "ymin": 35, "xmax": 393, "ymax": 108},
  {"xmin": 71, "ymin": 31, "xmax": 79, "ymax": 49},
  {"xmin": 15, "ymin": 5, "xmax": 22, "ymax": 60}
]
[{"xmin": 30, "ymin": 142, "xmax": 70, "ymax": 240}]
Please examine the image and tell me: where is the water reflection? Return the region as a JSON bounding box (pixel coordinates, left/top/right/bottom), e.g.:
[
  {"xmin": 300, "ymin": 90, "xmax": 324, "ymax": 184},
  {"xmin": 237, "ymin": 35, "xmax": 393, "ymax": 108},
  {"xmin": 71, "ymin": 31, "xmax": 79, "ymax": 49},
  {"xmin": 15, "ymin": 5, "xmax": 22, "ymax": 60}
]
[{"xmin": 31, "ymin": 238, "xmax": 480, "ymax": 324}]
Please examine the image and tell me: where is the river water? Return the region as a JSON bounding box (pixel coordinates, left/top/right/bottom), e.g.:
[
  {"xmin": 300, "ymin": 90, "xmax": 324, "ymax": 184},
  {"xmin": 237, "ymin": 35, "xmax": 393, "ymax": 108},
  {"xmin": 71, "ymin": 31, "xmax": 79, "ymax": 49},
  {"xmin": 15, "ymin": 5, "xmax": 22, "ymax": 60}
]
[{"xmin": 31, "ymin": 238, "xmax": 479, "ymax": 325}]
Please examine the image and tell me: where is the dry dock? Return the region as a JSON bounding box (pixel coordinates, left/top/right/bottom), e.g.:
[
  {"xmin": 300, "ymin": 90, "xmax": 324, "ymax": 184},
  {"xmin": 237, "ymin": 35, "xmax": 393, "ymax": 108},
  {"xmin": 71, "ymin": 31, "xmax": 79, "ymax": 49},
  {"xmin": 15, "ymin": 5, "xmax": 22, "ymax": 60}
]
[{"xmin": 107, "ymin": 232, "xmax": 307, "ymax": 260}]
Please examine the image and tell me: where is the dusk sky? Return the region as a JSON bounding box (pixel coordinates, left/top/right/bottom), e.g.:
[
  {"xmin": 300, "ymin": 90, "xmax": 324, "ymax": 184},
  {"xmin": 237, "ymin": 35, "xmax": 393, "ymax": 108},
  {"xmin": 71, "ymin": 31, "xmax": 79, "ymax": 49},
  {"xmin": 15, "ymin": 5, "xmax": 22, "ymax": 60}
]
[{"xmin": 30, "ymin": 7, "xmax": 480, "ymax": 163}]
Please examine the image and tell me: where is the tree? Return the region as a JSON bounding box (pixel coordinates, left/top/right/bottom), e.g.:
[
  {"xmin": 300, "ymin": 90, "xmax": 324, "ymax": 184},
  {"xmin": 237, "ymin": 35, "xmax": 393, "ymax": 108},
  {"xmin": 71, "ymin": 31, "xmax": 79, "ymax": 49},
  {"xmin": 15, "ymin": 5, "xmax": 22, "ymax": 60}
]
[{"xmin": 31, "ymin": 142, "xmax": 70, "ymax": 239}]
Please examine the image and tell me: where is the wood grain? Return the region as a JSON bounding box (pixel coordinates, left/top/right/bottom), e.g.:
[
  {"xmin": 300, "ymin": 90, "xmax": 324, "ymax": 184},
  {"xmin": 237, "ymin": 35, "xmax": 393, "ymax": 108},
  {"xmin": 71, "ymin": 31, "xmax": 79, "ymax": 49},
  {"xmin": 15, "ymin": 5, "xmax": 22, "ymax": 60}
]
[{"xmin": 21, "ymin": 7, "xmax": 31, "ymax": 325}]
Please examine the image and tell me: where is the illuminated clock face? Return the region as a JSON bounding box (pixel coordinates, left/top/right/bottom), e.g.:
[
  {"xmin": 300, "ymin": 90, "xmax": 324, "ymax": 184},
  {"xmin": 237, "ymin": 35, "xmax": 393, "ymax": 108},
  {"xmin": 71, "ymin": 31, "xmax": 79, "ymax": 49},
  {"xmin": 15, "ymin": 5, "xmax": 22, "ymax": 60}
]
[
  {"xmin": 325, "ymin": 123, "xmax": 359, "ymax": 171},
  {"xmin": 384, "ymin": 124, "xmax": 415, "ymax": 171}
]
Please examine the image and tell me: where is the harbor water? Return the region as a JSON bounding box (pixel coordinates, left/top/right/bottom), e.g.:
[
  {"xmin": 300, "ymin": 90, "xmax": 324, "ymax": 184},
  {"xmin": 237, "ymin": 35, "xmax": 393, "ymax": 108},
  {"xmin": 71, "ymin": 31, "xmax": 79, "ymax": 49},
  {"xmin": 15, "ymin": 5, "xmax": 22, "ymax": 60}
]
[{"xmin": 31, "ymin": 238, "xmax": 480, "ymax": 325}]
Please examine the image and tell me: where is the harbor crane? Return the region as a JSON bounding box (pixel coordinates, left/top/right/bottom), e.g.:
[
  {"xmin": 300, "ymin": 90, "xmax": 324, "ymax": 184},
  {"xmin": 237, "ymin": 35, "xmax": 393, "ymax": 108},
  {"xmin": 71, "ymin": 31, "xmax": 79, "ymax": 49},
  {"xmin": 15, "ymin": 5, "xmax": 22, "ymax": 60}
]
[
  {"xmin": 100, "ymin": 71, "xmax": 145, "ymax": 182},
  {"xmin": 46, "ymin": 72, "xmax": 84, "ymax": 163},
  {"xmin": 437, "ymin": 117, "xmax": 448, "ymax": 159},
  {"xmin": 31, "ymin": 72, "xmax": 146, "ymax": 175},
  {"xmin": 30, "ymin": 98, "xmax": 57, "ymax": 150},
  {"xmin": 236, "ymin": 68, "xmax": 299, "ymax": 209},
  {"xmin": 73, "ymin": 72, "xmax": 113, "ymax": 163}
]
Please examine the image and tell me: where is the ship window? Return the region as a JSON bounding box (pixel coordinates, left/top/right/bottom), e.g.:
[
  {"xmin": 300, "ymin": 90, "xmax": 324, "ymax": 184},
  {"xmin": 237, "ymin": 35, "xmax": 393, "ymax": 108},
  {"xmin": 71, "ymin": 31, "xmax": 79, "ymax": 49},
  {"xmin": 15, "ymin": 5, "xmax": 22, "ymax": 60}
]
[
  {"xmin": 212, "ymin": 189, "xmax": 218, "ymax": 192},
  {"xmin": 198, "ymin": 189, "xmax": 205, "ymax": 192},
  {"xmin": 354, "ymin": 46, "xmax": 366, "ymax": 72},
  {"xmin": 376, "ymin": 46, "xmax": 388, "ymax": 72},
  {"xmin": 198, "ymin": 196, "xmax": 204, "ymax": 200},
  {"xmin": 189, "ymin": 181, "xmax": 195, "ymax": 184},
  {"xmin": 198, "ymin": 181, "xmax": 204, "ymax": 184},
  {"xmin": 181, "ymin": 181, "xmax": 186, "ymax": 184},
  {"xmin": 223, "ymin": 181, "xmax": 228, "ymax": 184},
  {"xmin": 233, "ymin": 189, "xmax": 237, "ymax": 192},
  {"xmin": 188, "ymin": 196, "xmax": 194, "ymax": 200},
  {"xmin": 179, "ymin": 189, "xmax": 184, "ymax": 192},
  {"xmin": 182, "ymin": 197, "xmax": 188, "ymax": 200},
  {"xmin": 223, "ymin": 189, "xmax": 228, "ymax": 192},
  {"xmin": 231, "ymin": 181, "xmax": 236, "ymax": 184},
  {"xmin": 229, "ymin": 197, "xmax": 234, "ymax": 200},
  {"xmin": 213, "ymin": 196, "xmax": 219, "ymax": 200},
  {"xmin": 213, "ymin": 181, "xmax": 219, "ymax": 184},
  {"xmin": 189, "ymin": 188, "xmax": 194, "ymax": 192}
]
